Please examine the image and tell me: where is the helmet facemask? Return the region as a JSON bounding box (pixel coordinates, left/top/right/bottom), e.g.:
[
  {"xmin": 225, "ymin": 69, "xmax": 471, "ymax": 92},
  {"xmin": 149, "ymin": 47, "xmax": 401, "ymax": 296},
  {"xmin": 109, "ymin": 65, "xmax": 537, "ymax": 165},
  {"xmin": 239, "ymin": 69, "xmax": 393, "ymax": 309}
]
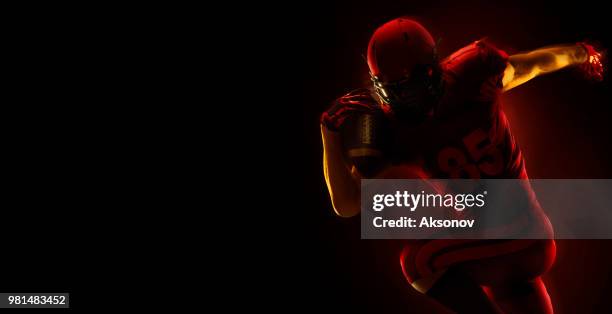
[{"xmin": 371, "ymin": 63, "xmax": 441, "ymax": 122}]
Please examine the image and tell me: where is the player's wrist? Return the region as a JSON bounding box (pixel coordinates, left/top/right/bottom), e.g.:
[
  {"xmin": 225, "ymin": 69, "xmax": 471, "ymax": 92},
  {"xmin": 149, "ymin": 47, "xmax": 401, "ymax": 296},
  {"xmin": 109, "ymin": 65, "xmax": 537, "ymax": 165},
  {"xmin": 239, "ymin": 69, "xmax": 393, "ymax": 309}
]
[
  {"xmin": 574, "ymin": 42, "xmax": 589, "ymax": 63},
  {"xmin": 320, "ymin": 113, "xmax": 340, "ymax": 132},
  {"xmin": 321, "ymin": 124, "xmax": 343, "ymax": 149}
]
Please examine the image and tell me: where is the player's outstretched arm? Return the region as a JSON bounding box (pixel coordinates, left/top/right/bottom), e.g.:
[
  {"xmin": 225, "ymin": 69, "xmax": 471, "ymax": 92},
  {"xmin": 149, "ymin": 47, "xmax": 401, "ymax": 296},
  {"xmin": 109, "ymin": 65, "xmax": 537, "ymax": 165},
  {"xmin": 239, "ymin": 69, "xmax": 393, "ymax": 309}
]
[{"xmin": 502, "ymin": 42, "xmax": 603, "ymax": 92}]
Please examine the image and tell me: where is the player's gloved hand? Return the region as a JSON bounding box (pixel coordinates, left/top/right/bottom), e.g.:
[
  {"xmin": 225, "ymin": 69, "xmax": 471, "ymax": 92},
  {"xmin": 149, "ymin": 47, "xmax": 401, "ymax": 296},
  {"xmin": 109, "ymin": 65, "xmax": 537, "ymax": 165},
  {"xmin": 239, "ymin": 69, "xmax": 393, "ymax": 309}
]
[
  {"xmin": 577, "ymin": 42, "xmax": 604, "ymax": 81},
  {"xmin": 320, "ymin": 89, "xmax": 381, "ymax": 131},
  {"xmin": 321, "ymin": 89, "xmax": 390, "ymax": 177}
]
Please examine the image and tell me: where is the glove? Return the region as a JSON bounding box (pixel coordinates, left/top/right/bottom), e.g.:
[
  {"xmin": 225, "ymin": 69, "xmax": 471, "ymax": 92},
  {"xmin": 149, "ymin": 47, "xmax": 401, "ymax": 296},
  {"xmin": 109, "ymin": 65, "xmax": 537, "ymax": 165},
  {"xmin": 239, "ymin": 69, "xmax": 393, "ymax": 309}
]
[
  {"xmin": 321, "ymin": 89, "xmax": 389, "ymax": 177},
  {"xmin": 320, "ymin": 88, "xmax": 382, "ymax": 131},
  {"xmin": 577, "ymin": 42, "xmax": 604, "ymax": 81}
]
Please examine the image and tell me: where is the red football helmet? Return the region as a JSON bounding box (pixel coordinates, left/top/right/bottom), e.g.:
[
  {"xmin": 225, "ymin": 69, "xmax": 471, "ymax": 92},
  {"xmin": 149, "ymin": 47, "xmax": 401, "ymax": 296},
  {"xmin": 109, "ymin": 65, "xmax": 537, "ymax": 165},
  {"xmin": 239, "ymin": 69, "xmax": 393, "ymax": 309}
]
[{"xmin": 367, "ymin": 18, "xmax": 440, "ymax": 118}]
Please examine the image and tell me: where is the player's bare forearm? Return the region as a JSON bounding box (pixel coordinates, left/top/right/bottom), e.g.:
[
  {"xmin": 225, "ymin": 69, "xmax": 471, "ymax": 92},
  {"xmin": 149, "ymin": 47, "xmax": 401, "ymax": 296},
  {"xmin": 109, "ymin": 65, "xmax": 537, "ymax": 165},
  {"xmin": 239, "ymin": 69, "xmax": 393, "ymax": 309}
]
[
  {"xmin": 321, "ymin": 124, "xmax": 361, "ymax": 217},
  {"xmin": 502, "ymin": 43, "xmax": 601, "ymax": 91}
]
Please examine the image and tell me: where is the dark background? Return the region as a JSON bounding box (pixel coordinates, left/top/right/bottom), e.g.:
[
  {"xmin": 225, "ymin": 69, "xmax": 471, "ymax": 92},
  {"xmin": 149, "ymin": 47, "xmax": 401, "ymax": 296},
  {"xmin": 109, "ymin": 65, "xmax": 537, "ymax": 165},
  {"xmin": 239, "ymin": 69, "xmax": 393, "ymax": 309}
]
[
  {"xmin": 2, "ymin": 15, "xmax": 75, "ymax": 312},
  {"xmin": 292, "ymin": 0, "xmax": 612, "ymax": 313}
]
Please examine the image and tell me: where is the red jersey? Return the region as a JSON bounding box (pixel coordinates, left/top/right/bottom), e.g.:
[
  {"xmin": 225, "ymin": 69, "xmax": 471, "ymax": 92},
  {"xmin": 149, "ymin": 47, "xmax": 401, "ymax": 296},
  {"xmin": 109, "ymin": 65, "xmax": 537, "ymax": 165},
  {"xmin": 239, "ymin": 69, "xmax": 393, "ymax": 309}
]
[{"xmin": 388, "ymin": 39, "xmax": 526, "ymax": 179}]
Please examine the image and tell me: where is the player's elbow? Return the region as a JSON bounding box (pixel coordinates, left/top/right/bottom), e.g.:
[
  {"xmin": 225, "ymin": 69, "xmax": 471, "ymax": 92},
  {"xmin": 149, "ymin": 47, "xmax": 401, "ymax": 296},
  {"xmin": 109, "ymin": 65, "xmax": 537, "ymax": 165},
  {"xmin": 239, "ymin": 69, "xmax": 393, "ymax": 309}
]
[{"xmin": 331, "ymin": 196, "xmax": 360, "ymax": 218}]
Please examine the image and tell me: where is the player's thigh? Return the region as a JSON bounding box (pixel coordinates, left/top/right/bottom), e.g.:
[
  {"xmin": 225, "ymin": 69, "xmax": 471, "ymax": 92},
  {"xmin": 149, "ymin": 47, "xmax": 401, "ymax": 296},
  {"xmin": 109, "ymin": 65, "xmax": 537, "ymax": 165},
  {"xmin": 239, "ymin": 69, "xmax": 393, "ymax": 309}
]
[{"xmin": 459, "ymin": 239, "xmax": 556, "ymax": 286}]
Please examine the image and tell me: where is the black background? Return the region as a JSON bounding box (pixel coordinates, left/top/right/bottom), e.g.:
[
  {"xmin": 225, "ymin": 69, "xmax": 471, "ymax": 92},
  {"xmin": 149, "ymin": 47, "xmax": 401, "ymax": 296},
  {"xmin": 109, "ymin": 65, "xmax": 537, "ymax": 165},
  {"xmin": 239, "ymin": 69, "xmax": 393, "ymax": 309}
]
[
  {"xmin": 2, "ymin": 9, "xmax": 78, "ymax": 311},
  {"xmin": 288, "ymin": 0, "xmax": 612, "ymax": 313},
  {"xmin": 5, "ymin": 1, "xmax": 612, "ymax": 312}
]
